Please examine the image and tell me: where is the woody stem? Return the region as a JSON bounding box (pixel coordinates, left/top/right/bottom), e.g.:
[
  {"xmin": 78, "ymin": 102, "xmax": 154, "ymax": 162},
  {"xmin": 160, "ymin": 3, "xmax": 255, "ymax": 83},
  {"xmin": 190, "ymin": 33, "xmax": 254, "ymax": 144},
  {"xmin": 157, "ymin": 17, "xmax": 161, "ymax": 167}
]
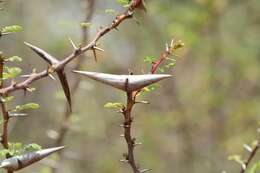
[{"xmin": 122, "ymin": 91, "xmax": 140, "ymax": 173}]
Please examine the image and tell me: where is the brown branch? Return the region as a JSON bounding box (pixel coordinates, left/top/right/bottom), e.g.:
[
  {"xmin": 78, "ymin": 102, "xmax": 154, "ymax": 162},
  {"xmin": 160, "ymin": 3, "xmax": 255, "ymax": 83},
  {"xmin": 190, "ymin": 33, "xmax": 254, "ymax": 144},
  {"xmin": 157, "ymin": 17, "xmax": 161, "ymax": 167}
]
[
  {"xmin": 240, "ymin": 140, "xmax": 260, "ymax": 173},
  {"xmin": 150, "ymin": 49, "xmax": 172, "ymax": 74},
  {"xmin": 48, "ymin": 0, "xmax": 145, "ymax": 172},
  {"xmin": 121, "ymin": 79, "xmax": 140, "ymax": 173},
  {"xmin": 122, "ymin": 39, "xmax": 184, "ymax": 172},
  {"xmin": 120, "ymin": 41, "xmax": 174, "ymax": 173},
  {"xmin": 0, "ymin": 0, "xmax": 144, "ymax": 95},
  {"xmin": 0, "ymin": 56, "xmax": 12, "ymax": 173}
]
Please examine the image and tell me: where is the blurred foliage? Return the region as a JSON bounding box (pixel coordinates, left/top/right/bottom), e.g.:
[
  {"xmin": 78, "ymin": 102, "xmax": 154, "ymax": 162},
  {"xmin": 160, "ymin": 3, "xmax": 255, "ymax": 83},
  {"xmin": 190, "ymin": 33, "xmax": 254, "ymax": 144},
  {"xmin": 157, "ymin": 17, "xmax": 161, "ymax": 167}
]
[{"xmin": 0, "ymin": 0, "xmax": 260, "ymax": 173}]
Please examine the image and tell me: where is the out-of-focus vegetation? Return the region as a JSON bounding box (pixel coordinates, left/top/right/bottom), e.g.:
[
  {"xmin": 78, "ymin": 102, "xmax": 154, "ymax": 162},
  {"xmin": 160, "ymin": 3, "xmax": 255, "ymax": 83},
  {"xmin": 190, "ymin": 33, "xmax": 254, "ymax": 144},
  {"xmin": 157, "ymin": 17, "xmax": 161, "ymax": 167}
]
[{"xmin": 0, "ymin": 0, "xmax": 260, "ymax": 173}]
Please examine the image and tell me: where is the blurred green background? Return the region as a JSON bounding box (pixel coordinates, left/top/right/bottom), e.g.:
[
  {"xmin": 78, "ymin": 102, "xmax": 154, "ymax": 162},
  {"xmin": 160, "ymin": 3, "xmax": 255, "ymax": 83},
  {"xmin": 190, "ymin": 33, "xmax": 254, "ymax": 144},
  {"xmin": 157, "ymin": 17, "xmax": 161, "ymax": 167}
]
[{"xmin": 1, "ymin": 0, "xmax": 260, "ymax": 173}]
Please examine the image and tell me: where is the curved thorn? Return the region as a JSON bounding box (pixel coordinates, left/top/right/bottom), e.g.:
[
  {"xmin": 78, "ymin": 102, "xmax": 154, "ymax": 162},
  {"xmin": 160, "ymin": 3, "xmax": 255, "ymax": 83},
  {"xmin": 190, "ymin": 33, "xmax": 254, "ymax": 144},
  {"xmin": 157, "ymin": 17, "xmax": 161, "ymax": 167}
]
[{"xmin": 57, "ymin": 69, "xmax": 72, "ymax": 112}]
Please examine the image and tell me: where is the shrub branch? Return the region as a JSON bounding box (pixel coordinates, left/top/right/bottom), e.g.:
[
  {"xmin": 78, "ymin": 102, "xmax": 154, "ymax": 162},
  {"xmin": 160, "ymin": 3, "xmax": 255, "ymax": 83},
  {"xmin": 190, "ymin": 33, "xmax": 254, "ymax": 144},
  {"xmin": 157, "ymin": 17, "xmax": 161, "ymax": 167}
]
[
  {"xmin": 0, "ymin": 56, "xmax": 13, "ymax": 173},
  {"xmin": 0, "ymin": 0, "xmax": 144, "ymax": 95}
]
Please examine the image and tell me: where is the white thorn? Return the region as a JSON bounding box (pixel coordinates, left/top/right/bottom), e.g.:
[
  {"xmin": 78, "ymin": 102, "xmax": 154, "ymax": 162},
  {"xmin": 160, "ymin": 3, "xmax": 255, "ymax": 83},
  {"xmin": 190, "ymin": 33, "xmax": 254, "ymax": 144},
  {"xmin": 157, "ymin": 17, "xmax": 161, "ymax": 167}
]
[
  {"xmin": 68, "ymin": 37, "xmax": 77, "ymax": 50},
  {"xmin": 170, "ymin": 39, "xmax": 175, "ymax": 48},
  {"xmin": 140, "ymin": 168, "xmax": 151, "ymax": 173},
  {"xmin": 9, "ymin": 113, "xmax": 28, "ymax": 118},
  {"xmin": 241, "ymin": 163, "xmax": 246, "ymax": 170},
  {"xmin": 135, "ymin": 101, "xmax": 149, "ymax": 104},
  {"xmin": 0, "ymin": 146, "xmax": 64, "ymax": 171},
  {"xmin": 243, "ymin": 144, "xmax": 253, "ymax": 153},
  {"xmin": 93, "ymin": 46, "xmax": 104, "ymax": 52},
  {"xmin": 165, "ymin": 42, "xmax": 169, "ymax": 52},
  {"xmin": 72, "ymin": 71, "xmax": 172, "ymax": 92},
  {"xmin": 120, "ymin": 159, "xmax": 128, "ymax": 163},
  {"xmin": 48, "ymin": 74, "xmax": 56, "ymax": 81},
  {"xmin": 20, "ymin": 74, "xmax": 32, "ymax": 78}
]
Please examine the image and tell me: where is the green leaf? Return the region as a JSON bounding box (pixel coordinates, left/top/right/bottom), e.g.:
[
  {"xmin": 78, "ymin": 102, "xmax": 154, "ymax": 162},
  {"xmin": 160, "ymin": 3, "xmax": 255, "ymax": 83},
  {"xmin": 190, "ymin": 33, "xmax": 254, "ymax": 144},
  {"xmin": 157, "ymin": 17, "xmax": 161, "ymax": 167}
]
[
  {"xmin": 144, "ymin": 56, "xmax": 156, "ymax": 64},
  {"xmin": 80, "ymin": 22, "xmax": 92, "ymax": 28},
  {"xmin": 250, "ymin": 162, "xmax": 260, "ymax": 173},
  {"xmin": 166, "ymin": 62, "xmax": 176, "ymax": 68},
  {"xmin": 0, "ymin": 96, "xmax": 14, "ymax": 103},
  {"xmin": 228, "ymin": 154, "xmax": 242, "ymax": 162},
  {"xmin": 228, "ymin": 154, "xmax": 246, "ymax": 169},
  {"xmin": 158, "ymin": 67, "xmax": 165, "ymax": 72},
  {"xmin": 104, "ymin": 102, "xmax": 124, "ymax": 110},
  {"xmin": 166, "ymin": 57, "xmax": 176, "ymax": 62},
  {"xmin": 7, "ymin": 56, "xmax": 22, "ymax": 62},
  {"xmin": 24, "ymin": 143, "xmax": 42, "ymax": 152},
  {"xmin": 105, "ymin": 9, "xmax": 116, "ymax": 15},
  {"xmin": 13, "ymin": 143, "xmax": 22, "ymax": 149},
  {"xmin": 116, "ymin": 0, "xmax": 131, "ymax": 7},
  {"xmin": 0, "ymin": 149, "xmax": 9, "ymax": 157},
  {"xmin": 142, "ymin": 84, "xmax": 159, "ymax": 93},
  {"xmin": 14, "ymin": 103, "xmax": 40, "ymax": 112},
  {"xmin": 3, "ymin": 67, "xmax": 22, "ymax": 79},
  {"xmin": 26, "ymin": 87, "xmax": 36, "ymax": 93},
  {"xmin": 8, "ymin": 142, "xmax": 23, "ymax": 156},
  {"xmin": 1, "ymin": 25, "xmax": 23, "ymax": 33},
  {"xmin": 40, "ymin": 167, "xmax": 52, "ymax": 173}
]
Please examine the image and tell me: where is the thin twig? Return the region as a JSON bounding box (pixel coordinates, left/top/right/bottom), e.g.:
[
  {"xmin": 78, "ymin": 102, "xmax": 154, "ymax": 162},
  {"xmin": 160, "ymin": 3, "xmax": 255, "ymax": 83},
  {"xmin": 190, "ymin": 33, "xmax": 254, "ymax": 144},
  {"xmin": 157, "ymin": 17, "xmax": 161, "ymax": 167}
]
[
  {"xmin": 240, "ymin": 140, "xmax": 260, "ymax": 173},
  {"xmin": 0, "ymin": 0, "xmax": 144, "ymax": 95},
  {"xmin": 150, "ymin": 39, "xmax": 183, "ymax": 74},
  {"xmin": 48, "ymin": 0, "xmax": 144, "ymax": 172},
  {"xmin": 133, "ymin": 39, "xmax": 182, "ymax": 99}
]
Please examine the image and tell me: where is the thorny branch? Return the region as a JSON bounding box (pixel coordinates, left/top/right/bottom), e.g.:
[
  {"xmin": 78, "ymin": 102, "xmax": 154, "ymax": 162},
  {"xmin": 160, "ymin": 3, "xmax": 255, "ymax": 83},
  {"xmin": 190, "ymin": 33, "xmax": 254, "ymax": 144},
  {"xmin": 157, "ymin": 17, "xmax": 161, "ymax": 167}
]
[
  {"xmin": 0, "ymin": 0, "xmax": 145, "ymax": 95},
  {"xmin": 0, "ymin": 1, "xmax": 145, "ymax": 173},
  {"xmin": 0, "ymin": 56, "xmax": 12, "ymax": 173},
  {"xmin": 240, "ymin": 139, "xmax": 260, "ymax": 173},
  {"xmin": 0, "ymin": 3, "xmax": 20, "ymax": 173},
  {"xmin": 150, "ymin": 39, "xmax": 184, "ymax": 74},
  {"xmin": 120, "ymin": 79, "xmax": 141, "ymax": 173},
  {"xmin": 119, "ymin": 39, "xmax": 184, "ymax": 173}
]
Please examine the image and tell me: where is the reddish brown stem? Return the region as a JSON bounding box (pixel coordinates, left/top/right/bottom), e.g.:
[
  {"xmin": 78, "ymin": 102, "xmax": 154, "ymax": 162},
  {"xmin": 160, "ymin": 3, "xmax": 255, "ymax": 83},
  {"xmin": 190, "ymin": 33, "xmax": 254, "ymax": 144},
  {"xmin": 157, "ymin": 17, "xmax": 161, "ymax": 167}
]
[
  {"xmin": 122, "ymin": 91, "xmax": 140, "ymax": 173},
  {"xmin": 0, "ymin": 57, "xmax": 12, "ymax": 173},
  {"xmin": 240, "ymin": 140, "xmax": 260, "ymax": 173},
  {"xmin": 150, "ymin": 49, "xmax": 171, "ymax": 74}
]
